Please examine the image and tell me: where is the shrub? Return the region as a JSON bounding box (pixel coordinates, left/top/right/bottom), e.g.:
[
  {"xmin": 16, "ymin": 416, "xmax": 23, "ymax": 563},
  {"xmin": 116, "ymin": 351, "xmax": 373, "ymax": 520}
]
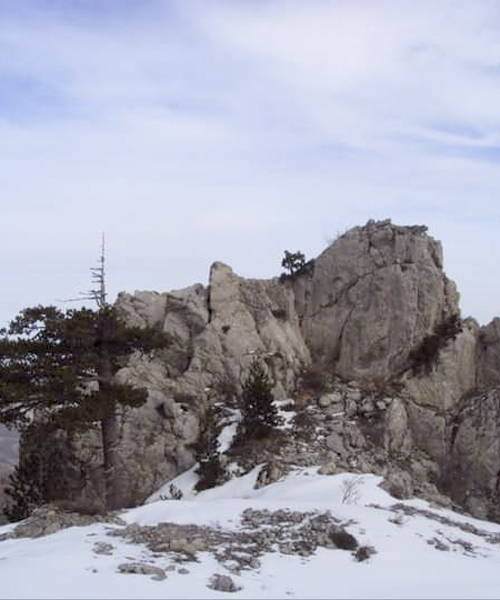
[
  {"xmin": 159, "ymin": 483, "xmax": 183, "ymax": 501},
  {"xmin": 271, "ymin": 308, "xmax": 287, "ymax": 320},
  {"xmin": 281, "ymin": 250, "xmax": 306, "ymax": 276},
  {"xmin": 341, "ymin": 475, "xmax": 363, "ymax": 505},
  {"xmin": 354, "ymin": 545, "xmax": 377, "ymax": 562},
  {"xmin": 3, "ymin": 424, "xmax": 83, "ymax": 522},
  {"xmin": 3, "ymin": 456, "xmax": 44, "ymax": 522},
  {"xmin": 279, "ymin": 252, "xmax": 314, "ymax": 282},
  {"xmin": 408, "ymin": 315, "xmax": 463, "ymax": 375}
]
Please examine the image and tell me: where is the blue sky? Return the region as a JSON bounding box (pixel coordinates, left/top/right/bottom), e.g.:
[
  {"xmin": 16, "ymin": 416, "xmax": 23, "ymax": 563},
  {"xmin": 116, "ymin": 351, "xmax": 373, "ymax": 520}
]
[{"xmin": 1, "ymin": 0, "xmax": 500, "ymax": 326}]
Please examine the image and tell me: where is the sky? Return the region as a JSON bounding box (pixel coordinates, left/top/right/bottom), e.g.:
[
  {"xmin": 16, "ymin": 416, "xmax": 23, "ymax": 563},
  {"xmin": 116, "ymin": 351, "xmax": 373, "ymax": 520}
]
[{"xmin": 0, "ymin": 0, "xmax": 499, "ymax": 327}]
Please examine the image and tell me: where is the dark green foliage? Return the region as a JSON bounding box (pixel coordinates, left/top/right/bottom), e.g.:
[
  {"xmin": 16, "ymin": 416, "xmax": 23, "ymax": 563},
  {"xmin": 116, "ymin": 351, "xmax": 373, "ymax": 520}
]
[
  {"xmin": 3, "ymin": 457, "xmax": 43, "ymax": 522},
  {"xmin": 408, "ymin": 314, "xmax": 463, "ymax": 375},
  {"xmin": 3, "ymin": 424, "xmax": 83, "ymax": 521},
  {"xmin": 239, "ymin": 359, "xmax": 282, "ymax": 441},
  {"xmin": 280, "ymin": 252, "xmax": 314, "ymax": 282},
  {"xmin": 194, "ymin": 406, "xmax": 225, "ymax": 492},
  {"xmin": 281, "ymin": 250, "xmax": 306, "ymax": 276},
  {"xmin": 0, "ymin": 304, "xmax": 168, "ymax": 513},
  {"xmin": 0, "ymin": 305, "xmax": 163, "ymax": 430}
]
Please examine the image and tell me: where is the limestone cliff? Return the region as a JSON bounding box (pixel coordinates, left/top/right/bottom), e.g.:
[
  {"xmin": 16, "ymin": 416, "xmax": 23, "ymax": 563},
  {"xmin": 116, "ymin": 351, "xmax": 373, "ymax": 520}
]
[
  {"xmin": 293, "ymin": 220, "xmax": 459, "ymax": 381},
  {"xmin": 12, "ymin": 219, "xmax": 500, "ymax": 521}
]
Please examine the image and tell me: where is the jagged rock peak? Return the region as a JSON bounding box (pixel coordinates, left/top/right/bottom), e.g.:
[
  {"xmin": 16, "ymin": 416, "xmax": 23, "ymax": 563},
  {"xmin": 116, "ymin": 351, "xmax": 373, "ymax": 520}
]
[{"xmin": 291, "ymin": 218, "xmax": 459, "ymax": 382}]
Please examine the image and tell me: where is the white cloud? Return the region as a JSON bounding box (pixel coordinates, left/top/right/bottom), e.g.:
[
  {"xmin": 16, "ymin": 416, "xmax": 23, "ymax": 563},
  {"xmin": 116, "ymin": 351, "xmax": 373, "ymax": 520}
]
[{"xmin": 0, "ymin": 0, "xmax": 499, "ymax": 325}]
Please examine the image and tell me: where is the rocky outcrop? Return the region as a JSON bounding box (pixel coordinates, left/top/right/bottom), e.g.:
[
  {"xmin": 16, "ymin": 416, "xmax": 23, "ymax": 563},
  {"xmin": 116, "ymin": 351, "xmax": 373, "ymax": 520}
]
[
  {"xmin": 71, "ymin": 262, "xmax": 312, "ymax": 508},
  {"xmin": 15, "ymin": 218, "xmax": 500, "ymax": 522},
  {"xmin": 443, "ymin": 389, "xmax": 500, "ymax": 521},
  {"xmin": 93, "ymin": 220, "xmax": 500, "ymax": 518},
  {"xmin": 402, "ymin": 318, "xmax": 478, "ymax": 463},
  {"xmin": 292, "ymin": 219, "xmax": 459, "ymax": 381}
]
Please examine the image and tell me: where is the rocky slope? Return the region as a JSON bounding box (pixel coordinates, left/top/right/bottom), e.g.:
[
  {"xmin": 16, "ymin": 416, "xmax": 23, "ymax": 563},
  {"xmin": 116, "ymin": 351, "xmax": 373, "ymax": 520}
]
[
  {"xmin": 3, "ymin": 469, "xmax": 500, "ymax": 599},
  {"xmin": 10, "ymin": 219, "xmax": 500, "ymax": 522}
]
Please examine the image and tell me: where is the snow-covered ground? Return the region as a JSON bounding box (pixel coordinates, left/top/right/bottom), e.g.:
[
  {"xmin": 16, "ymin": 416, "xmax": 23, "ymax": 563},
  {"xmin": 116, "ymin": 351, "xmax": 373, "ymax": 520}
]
[{"xmin": 1, "ymin": 466, "xmax": 500, "ymax": 599}]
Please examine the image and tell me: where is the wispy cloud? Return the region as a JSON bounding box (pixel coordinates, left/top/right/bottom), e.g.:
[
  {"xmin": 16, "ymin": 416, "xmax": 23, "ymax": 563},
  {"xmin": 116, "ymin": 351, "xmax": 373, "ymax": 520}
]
[{"xmin": 0, "ymin": 0, "xmax": 499, "ymax": 325}]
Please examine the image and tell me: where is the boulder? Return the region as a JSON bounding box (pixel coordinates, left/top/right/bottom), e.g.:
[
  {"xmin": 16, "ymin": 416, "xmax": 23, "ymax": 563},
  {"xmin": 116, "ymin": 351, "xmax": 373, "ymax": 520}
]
[{"xmin": 208, "ymin": 574, "xmax": 241, "ymax": 593}]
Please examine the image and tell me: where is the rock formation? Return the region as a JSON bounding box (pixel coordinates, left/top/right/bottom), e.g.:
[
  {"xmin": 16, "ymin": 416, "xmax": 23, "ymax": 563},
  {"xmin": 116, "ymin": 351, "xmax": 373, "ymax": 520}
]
[
  {"xmin": 293, "ymin": 220, "xmax": 459, "ymax": 381},
  {"xmin": 9, "ymin": 218, "xmax": 500, "ymax": 522}
]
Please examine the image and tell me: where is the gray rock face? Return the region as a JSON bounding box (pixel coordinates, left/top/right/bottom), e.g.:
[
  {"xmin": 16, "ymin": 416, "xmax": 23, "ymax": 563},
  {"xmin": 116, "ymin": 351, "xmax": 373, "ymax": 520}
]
[
  {"xmin": 0, "ymin": 425, "xmax": 18, "ymax": 468},
  {"xmin": 444, "ymin": 389, "xmax": 500, "ymax": 521},
  {"xmin": 477, "ymin": 318, "xmax": 500, "ymax": 389},
  {"xmin": 73, "ymin": 262, "xmax": 312, "ymax": 507},
  {"xmin": 293, "ymin": 220, "xmax": 459, "ymax": 381},
  {"xmin": 0, "ymin": 424, "xmax": 18, "ymax": 513}
]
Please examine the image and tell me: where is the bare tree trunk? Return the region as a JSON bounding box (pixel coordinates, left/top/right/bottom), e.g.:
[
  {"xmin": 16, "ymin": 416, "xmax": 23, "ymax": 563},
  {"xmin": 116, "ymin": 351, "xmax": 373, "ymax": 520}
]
[{"xmin": 98, "ymin": 312, "xmax": 120, "ymax": 512}]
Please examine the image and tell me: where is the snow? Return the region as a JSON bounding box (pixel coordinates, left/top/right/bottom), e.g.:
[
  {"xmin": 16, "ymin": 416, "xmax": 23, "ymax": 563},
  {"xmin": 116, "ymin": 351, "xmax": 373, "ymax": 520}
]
[
  {"xmin": 147, "ymin": 465, "xmax": 200, "ymax": 502},
  {"xmin": 275, "ymin": 399, "xmax": 295, "ymax": 430},
  {"xmin": 2, "ymin": 467, "xmax": 500, "ymax": 599},
  {"xmin": 216, "ymin": 409, "xmax": 240, "ymax": 453},
  {"xmin": 147, "ymin": 408, "xmax": 241, "ymax": 503}
]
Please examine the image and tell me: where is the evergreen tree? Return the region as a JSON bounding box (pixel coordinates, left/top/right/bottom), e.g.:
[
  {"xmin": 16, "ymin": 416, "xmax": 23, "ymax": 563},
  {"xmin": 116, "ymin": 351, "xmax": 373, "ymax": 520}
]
[
  {"xmin": 0, "ymin": 304, "xmax": 167, "ymax": 512},
  {"xmin": 3, "ymin": 452, "xmax": 44, "ymax": 522},
  {"xmin": 3, "ymin": 423, "xmax": 87, "ymax": 521},
  {"xmin": 0, "ymin": 239, "xmax": 168, "ymax": 514},
  {"xmin": 240, "ymin": 359, "xmax": 282, "ymax": 440},
  {"xmin": 194, "ymin": 406, "xmax": 225, "ymax": 492},
  {"xmin": 281, "ymin": 250, "xmax": 306, "ymax": 276}
]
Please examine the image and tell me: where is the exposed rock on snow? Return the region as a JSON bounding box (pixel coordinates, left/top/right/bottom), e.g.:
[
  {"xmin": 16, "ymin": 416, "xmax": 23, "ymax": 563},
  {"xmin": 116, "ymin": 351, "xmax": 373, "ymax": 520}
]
[
  {"xmin": 207, "ymin": 574, "xmax": 241, "ymax": 593},
  {"xmin": 2, "ymin": 469, "xmax": 500, "ymax": 599},
  {"xmin": 0, "ymin": 505, "xmax": 124, "ymax": 540},
  {"xmin": 107, "ymin": 505, "xmax": 362, "ymax": 576},
  {"xmin": 117, "ymin": 562, "xmax": 167, "ymax": 581}
]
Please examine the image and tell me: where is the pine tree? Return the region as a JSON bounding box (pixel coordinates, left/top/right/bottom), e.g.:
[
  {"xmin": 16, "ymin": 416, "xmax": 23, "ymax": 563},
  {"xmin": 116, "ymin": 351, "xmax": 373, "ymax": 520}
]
[
  {"xmin": 0, "ymin": 242, "xmax": 168, "ymax": 514},
  {"xmin": 281, "ymin": 250, "xmax": 306, "ymax": 276},
  {"xmin": 240, "ymin": 359, "xmax": 282, "ymax": 440},
  {"xmin": 3, "ymin": 423, "xmax": 86, "ymax": 521}
]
